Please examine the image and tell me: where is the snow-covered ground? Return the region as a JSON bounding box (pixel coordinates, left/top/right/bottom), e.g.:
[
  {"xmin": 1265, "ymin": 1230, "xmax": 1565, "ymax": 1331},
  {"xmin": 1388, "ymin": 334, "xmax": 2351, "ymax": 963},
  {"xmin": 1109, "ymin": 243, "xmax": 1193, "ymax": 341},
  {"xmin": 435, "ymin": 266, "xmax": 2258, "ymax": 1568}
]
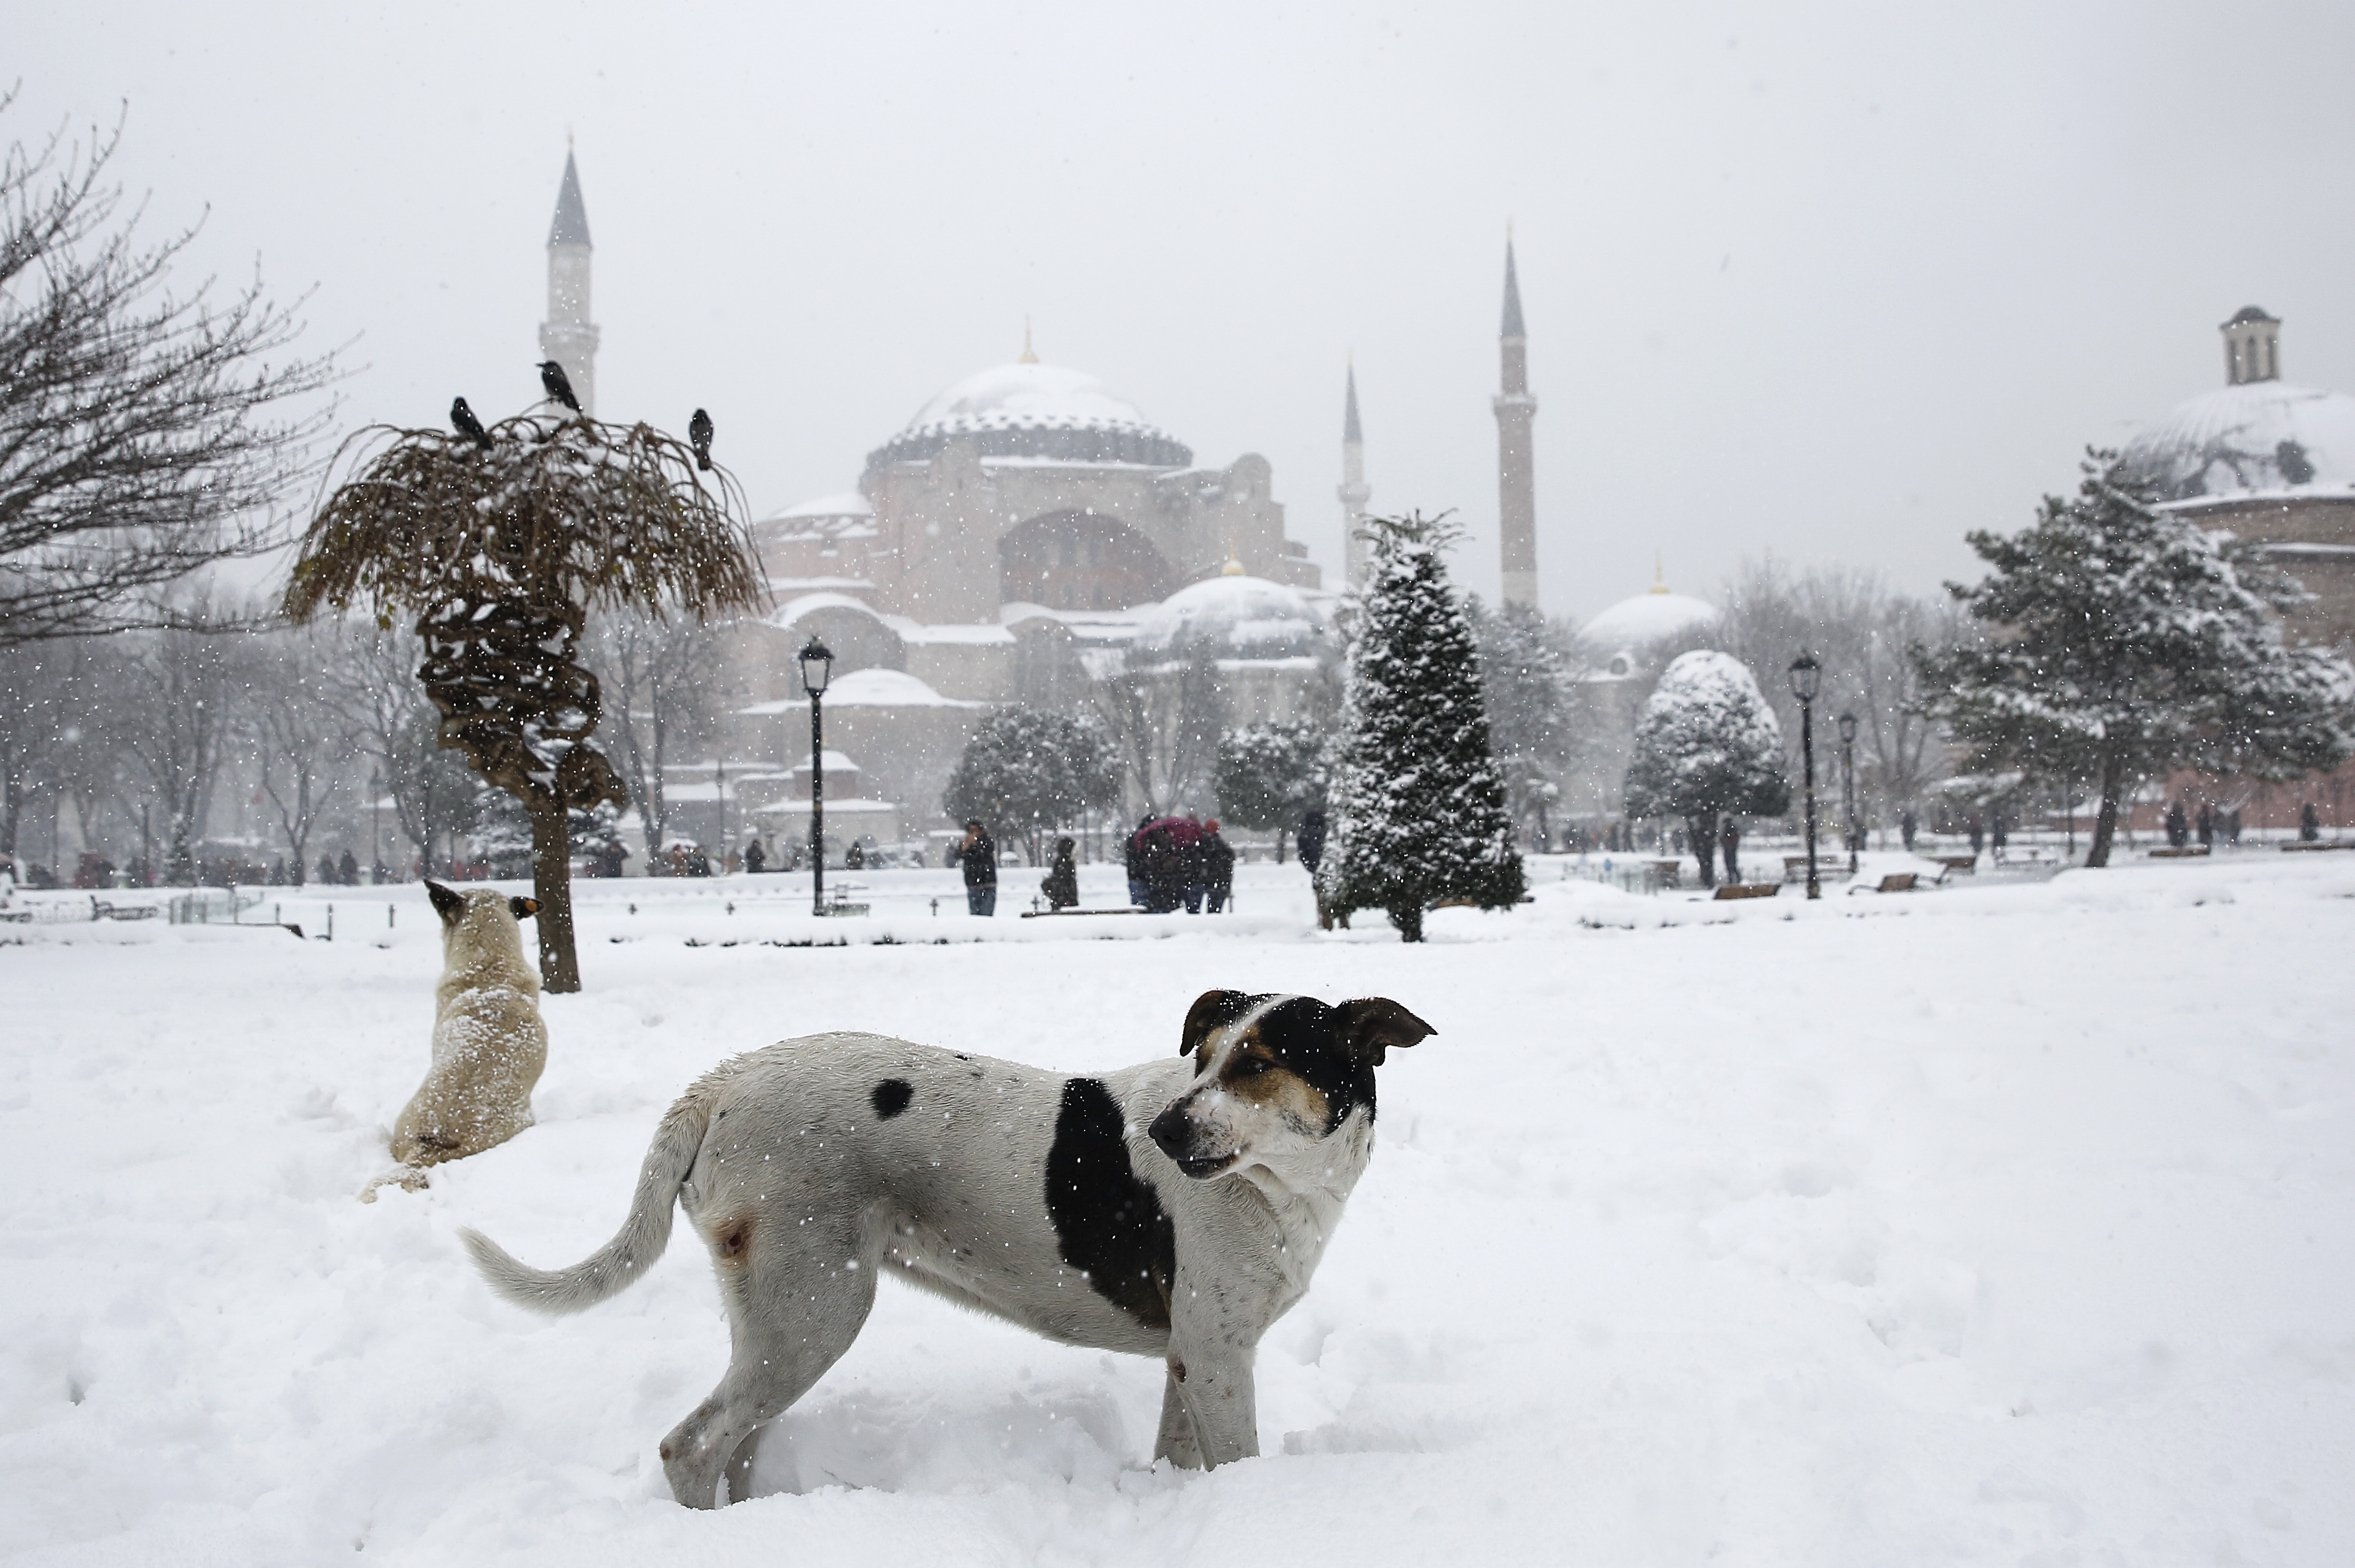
[{"xmin": 3, "ymin": 851, "xmax": 2350, "ymax": 1566}]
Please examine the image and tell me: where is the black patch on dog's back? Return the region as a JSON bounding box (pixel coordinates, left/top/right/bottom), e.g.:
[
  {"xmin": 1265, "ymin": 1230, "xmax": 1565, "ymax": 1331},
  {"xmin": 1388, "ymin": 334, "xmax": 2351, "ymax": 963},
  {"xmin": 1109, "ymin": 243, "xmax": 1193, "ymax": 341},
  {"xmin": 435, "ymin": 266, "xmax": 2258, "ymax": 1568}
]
[
  {"xmin": 870, "ymin": 1079, "xmax": 914, "ymax": 1119},
  {"xmin": 1046, "ymin": 1077, "xmax": 1174, "ymax": 1332}
]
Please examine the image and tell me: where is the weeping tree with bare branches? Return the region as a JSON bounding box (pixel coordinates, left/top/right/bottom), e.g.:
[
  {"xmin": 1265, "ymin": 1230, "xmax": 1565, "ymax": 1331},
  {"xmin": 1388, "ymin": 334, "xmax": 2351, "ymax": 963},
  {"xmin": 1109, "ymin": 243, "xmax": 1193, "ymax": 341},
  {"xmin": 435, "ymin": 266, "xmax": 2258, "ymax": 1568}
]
[{"xmin": 283, "ymin": 410, "xmax": 763, "ymax": 990}]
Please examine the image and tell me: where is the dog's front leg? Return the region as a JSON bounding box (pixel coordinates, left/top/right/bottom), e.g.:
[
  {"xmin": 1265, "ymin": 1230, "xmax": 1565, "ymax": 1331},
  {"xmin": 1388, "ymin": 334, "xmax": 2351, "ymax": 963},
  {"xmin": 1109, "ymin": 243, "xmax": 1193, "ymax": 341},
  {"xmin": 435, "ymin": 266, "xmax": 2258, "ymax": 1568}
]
[
  {"xmin": 1152, "ymin": 1364, "xmax": 1204, "ymax": 1468},
  {"xmin": 1158, "ymin": 1333, "xmax": 1258, "ymax": 1468}
]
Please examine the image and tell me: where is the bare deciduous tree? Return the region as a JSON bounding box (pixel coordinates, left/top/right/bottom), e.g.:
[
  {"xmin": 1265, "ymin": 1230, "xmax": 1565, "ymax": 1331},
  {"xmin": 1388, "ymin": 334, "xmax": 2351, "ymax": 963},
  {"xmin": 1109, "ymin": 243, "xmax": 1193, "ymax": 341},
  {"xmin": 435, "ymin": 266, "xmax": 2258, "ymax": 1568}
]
[
  {"xmin": 242, "ymin": 632, "xmax": 349, "ymax": 883},
  {"xmin": 0, "ymin": 97, "xmax": 337, "ymax": 645},
  {"xmin": 110, "ymin": 623, "xmax": 242, "ymax": 881},
  {"xmin": 590, "ymin": 613, "xmax": 726, "ymax": 861}
]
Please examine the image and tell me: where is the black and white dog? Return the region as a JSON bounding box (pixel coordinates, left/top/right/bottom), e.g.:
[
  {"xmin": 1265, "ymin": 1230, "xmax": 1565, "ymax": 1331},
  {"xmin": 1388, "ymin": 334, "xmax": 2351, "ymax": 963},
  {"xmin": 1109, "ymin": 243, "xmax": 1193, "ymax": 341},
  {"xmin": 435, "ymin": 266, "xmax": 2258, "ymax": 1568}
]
[{"xmin": 461, "ymin": 989, "xmax": 1432, "ymax": 1507}]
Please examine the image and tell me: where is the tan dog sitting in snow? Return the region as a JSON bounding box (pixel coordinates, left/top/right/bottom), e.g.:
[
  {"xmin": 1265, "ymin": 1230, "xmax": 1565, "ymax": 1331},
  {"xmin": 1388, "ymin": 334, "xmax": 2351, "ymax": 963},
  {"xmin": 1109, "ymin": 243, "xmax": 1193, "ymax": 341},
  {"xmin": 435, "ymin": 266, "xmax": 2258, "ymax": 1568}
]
[{"xmin": 369, "ymin": 882, "xmax": 546, "ymax": 1197}]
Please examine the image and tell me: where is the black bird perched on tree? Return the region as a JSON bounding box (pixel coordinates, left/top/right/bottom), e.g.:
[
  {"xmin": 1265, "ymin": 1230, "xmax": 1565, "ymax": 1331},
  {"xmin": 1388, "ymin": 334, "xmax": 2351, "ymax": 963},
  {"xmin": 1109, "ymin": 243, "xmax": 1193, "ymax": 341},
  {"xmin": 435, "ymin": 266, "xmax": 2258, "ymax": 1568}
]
[
  {"xmin": 689, "ymin": 407, "xmax": 714, "ymax": 471},
  {"xmin": 449, "ymin": 396, "xmax": 493, "ymax": 451},
  {"xmin": 538, "ymin": 359, "xmax": 582, "ymax": 414}
]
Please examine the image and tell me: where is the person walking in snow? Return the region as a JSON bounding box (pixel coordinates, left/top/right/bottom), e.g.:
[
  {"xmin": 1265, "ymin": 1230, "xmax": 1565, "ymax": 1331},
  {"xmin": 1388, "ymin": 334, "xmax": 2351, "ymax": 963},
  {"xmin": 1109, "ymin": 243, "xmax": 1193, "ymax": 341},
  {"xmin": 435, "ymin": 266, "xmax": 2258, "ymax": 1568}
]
[
  {"xmin": 1718, "ymin": 817, "xmax": 1742, "ymax": 885},
  {"xmin": 1124, "ymin": 816, "xmax": 1153, "ymax": 908},
  {"xmin": 1297, "ymin": 808, "xmax": 1328, "ymax": 876},
  {"xmin": 2300, "ymin": 802, "xmax": 2321, "ymax": 842},
  {"xmin": 948, "ymin": 819, "xmax": 998, "ymax": 916},
  {"xmin": 2195, "ymin": 803, "xmax": 2213, "ymax": 849},
  {"xmin": 1041, "ymin": 837, "xmax": 1079, "ymax": 911},
  {"xmin": 1901, "ymin": 809, "xmax": 1918, "ymax": 852},
  {"xmin": 744, "ymin": 837, "xmax": 766, "ymax": 875},
  {"xmin": 2166, "ymin": 800, "xmax": 2189, "ymax": 849},
  {"xmin": 1967, "ymin": 814, "xmax": 1984, "ymax": 858},
  {"xmin": 1201, "ymin": 820, "xmax": 1236, "ymax": 913}
]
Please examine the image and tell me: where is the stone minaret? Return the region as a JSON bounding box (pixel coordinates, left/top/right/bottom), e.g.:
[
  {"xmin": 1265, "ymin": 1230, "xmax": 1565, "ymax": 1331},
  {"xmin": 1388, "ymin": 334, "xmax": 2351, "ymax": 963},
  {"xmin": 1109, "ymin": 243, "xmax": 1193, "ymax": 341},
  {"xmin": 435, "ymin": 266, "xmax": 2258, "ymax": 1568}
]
[
  {"xmin": 2222, "ymin": 305, "xmax": 2281, "ymax": 386},
  {"xmin": 1492, "ymin": 238, "xmax": 1539, "ymax": 608},
  {"xmin": 1339, "ymin": 363, "xmax": 1372, "ymax": 589},
  {"xmin": 539, "ymin": 149, "xmax": 599, "ymax": 417}
]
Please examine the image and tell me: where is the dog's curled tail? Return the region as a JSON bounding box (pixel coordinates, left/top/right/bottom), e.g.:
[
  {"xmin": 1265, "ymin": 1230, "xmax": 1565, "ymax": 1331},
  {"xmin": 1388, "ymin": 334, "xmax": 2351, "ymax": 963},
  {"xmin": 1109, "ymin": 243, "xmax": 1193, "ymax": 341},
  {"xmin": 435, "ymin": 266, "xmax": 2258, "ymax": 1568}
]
[{"xmin": 459, "ymin": 1090, "xmax": 711, "ymax": 1315}]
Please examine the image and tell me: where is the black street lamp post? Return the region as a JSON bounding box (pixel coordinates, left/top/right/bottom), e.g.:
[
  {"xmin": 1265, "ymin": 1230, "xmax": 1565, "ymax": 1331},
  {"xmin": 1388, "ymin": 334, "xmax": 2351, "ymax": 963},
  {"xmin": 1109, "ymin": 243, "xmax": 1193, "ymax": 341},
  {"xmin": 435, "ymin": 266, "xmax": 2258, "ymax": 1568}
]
[
  {"xmin": 369, "ymin": 767, "xmax": 383, "ymax": 884},
  {"xmin": 799, "ymin": 638, "xmax": 834, "ymax": 916},
  {"xmin": 1788, "ymin": 653, "xmax": 1822, "ymax": 900},
  {"xmin": 1836, "ymin": 711, "xmax": 1860, "ymax": 875}
]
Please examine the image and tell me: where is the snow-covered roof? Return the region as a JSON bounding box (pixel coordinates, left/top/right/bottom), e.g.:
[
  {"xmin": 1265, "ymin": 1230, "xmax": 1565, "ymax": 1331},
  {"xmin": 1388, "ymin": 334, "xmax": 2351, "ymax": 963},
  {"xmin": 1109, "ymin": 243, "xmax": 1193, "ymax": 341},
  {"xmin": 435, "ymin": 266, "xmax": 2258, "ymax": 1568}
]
[
  {"xmin": 772, "ymin": 492, "xmax": 874, "ymax": 521},
  {"xmin": 866, "ymin": 362, "xmax": 1192, "ymax": 472},
  {"xmin": 821, "ymin": 668, "xmax": 983, "ymax": 708},
  {"xmin": 1582, "ymin": 589, "xmax": 1719, "ymax": 653},
  {"xmin": 1131, "ymin": 574, "xmax": 1326, "ymax": 657},
  {"xmin": 2120, "ymin": 380, "xmax": 2355, "ymax": 505},
  {"xmin": 771, "ymin": 590, "xmax": 888, "ymax": 630}
]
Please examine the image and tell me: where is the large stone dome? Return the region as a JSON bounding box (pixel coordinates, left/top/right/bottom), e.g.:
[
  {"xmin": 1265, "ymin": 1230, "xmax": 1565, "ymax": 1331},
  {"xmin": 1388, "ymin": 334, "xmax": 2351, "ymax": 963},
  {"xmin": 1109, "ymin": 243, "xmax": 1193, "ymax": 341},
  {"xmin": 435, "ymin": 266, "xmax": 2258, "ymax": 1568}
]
[
  {"xmin": 1583, "ymin": 588, "xmax": 1718, "ymax": 655},
  {"xmin": 864, "ymin": 361, "xmax": 1192, "ymax": 473},
  {"xmin": 2118, "ymin": 380, "xmax": 2355, "ymax": 505},
  {"xmin": 1132, "ymin": 573, "xmax": 1325, "ymax": 659}
]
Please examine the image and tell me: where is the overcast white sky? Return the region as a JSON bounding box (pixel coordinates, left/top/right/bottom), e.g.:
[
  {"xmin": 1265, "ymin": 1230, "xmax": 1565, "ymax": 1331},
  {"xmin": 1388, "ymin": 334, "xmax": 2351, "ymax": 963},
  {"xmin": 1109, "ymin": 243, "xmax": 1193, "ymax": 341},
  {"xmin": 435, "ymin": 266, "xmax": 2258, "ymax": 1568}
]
[{"xmin": 15, "ymin": 1, "xmax": 2355, "ymax": 619}]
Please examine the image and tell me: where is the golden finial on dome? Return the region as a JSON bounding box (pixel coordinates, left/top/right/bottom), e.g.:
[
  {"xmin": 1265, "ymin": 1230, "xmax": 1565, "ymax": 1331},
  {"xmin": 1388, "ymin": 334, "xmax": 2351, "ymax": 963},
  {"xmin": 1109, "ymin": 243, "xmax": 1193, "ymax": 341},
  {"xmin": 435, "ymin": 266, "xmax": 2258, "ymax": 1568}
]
[
  {"xmin": 1649, "ymin": 553, "xmax": 1670, "ymax": 595},
  {"xmin": 1019, "ymin": 317, "xmax": 1038, "ymax": 364},
  {"xmin": 1222, "ymin": 537, "xmax": 1245, "ymax": 575}
]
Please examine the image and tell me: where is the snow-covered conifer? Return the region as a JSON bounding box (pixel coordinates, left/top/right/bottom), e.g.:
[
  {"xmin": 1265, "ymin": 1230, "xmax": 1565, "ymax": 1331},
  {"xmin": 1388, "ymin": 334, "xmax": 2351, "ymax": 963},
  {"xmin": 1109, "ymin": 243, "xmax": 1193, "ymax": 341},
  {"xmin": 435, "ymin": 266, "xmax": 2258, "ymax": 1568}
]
[
  {"xmin": 1469, "ymin": 597, "xmax": 1576, "ymax": 845},
  {"xmin": 1319, "ymin": 514, "xmax": 1523, "ymax": 941},
  {"xmin": 1916, "ymin": 452, "xmax": 2355, "ymax": 867},
  {"xmin": 1622, "ymin": 650, "xmax": 1792, "ymax": 886}
]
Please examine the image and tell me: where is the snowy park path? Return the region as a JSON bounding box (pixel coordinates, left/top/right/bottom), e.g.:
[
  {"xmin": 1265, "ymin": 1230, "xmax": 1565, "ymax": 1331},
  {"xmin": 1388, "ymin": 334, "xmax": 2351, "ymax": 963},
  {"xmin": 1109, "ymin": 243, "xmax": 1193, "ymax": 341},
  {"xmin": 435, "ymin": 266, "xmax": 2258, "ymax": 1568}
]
[{"xmin": 2, "ymin": 854, "xmax": 2350, "ymax": 1566}]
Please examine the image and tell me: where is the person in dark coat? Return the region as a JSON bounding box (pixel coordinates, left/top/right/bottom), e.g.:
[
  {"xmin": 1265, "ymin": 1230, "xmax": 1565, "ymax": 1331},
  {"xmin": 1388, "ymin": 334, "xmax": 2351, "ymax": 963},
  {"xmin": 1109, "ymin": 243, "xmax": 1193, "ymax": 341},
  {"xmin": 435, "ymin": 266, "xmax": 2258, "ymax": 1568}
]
[
  {"xmin": 2195, "ymin": 803, "xmax": 2213, "ymax": 849},
  {"xmin": 1201, "ymin": 820, "xmax": 1236, "ymax": 913},
  {"xmin": 1124, "ymin": 816, "xmax": 1153, "ymax": 908},
  {"xmin": 744, "ymin": 837, "xmax": 766, "ymax": 875},
  {"xmin": 1141, "ymin": 825, "xmax": 1183, "ymax": 913},
  {"xmin": 339, "ymin": 849, "xmax": 360, "ymax": 886},
  {"xmin": 1719, "ymin": 817, "xmax": 1742, "ymax": 885},
  {"xmin": 1901, "ymin": 809, "xmax": 1917, "ymax": 852},
  {"xmin": 1966, "ymin": 814, "xmax": 1984, "ymax": 858},
  {"xmin": 2300, "ymin": 802, "xmax": 2321, "ymax": 842},
  {"xmin": 1297, "ymin": 809, "xmax": 1328, "ymax": 875},
  {"xmin": 1178, "ymin": 818, "xmax": 1208, "ymax": 914},
  {"xmin": 948, "ymin": 819, "xmax": 998, "ymax": 915},
  {"xmin": 1041, "ymin": 837, "xmax": 1079, "ymax": 911},
  {"xmin": 2166, "ymin": 800, "xmax": 2189, "ymax": 849}
]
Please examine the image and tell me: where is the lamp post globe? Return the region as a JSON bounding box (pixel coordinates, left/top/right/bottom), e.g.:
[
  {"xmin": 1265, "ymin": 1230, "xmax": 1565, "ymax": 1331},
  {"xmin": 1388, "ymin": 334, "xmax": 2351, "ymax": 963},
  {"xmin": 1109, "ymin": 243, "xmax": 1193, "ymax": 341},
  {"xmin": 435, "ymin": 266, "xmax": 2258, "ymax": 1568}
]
[
  {"xmin": 799, "ymin": 638, "xmax": 835, "ymax": 916},
  {"xmin": 1836, "ymin": 710, "xmax": 1860, "ymax": 873},
  {"xmin": 1787, "ymin": 653, "xmax": 1822, "ymax": 900}
]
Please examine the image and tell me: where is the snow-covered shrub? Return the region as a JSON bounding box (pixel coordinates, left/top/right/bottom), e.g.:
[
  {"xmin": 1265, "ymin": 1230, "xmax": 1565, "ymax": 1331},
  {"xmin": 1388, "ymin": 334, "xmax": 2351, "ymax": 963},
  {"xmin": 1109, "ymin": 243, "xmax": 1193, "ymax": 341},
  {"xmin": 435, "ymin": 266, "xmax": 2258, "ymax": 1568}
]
[{"xmin": 1622, "ymin": 650, "xmax": 1791, "ymax": 886}]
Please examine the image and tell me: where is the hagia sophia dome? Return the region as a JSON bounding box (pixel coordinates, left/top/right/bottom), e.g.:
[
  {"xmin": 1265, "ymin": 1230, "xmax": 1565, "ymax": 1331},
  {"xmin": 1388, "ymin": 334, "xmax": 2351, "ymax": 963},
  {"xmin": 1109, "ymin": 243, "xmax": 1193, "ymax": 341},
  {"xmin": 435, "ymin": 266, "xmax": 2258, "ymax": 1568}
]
[
  {"xmin": 1132, "ymin": 571, "xmax": 1327, "ymax": 659},
  {"xmin": 863, "ymin": 360, "xmax": 1194, "ymax": 473}
]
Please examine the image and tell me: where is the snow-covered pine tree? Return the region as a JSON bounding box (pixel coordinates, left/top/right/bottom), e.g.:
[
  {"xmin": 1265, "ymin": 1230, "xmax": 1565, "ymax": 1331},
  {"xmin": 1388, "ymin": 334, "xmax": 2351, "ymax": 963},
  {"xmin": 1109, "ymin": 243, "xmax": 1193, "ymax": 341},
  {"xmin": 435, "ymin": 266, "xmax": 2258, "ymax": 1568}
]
[
  {"xmin": 1319, "ymin": 513, "xmax": 1523, "ymax": 941},
  {"xmin": 1916, "ymin": 451, "xmax": 2355, "ymax": 867},
  {"xmin": 1621, "ymin": 650, "xmax": 1791, "ymax": 887}
]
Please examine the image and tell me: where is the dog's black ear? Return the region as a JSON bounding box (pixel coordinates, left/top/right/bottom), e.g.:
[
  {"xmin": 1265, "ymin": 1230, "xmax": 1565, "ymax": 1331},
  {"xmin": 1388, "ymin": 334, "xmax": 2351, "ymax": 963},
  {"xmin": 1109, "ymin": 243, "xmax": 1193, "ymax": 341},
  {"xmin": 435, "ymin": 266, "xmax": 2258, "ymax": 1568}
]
[
  {"xmin": 508, "ymin": 896, "xmax": 539, "ymax": 921},
  {"xmin": 425, "ymin": 881, "xmax": 463, "ymax": 924},
  {"xmin": 1334, "ymin": 997, "xmax": 1434, "ymax": 1067},
  {"xmin": 1179, "ymin": 989, "xmax": 1256, "ymax": 1056}
]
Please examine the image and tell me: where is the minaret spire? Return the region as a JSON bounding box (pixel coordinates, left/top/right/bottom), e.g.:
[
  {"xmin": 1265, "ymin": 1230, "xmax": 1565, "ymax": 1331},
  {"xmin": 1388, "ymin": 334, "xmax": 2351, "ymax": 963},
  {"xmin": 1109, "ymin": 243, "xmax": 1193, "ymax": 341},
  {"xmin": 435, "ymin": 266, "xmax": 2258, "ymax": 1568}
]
[
  {"xmin": 539, "ymin": 149, "xmax": 600, "ymax": 417},
  {"xmin": 1492, "ymin": 236, "xmax": 1539, "ymax": 608},
  {"xmin": 1339, "ymin": 360, "xmax": 1372, "ymax": 589}
]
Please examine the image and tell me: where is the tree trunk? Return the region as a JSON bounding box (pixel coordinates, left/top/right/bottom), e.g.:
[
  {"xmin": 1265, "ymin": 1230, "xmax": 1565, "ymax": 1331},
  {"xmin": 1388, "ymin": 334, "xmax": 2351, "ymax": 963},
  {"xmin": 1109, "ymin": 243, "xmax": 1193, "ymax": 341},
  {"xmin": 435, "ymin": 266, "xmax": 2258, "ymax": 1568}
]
[
  {"xmin": 2086, "ymin": 746, "xmax": 2125, "ymax": 869},
  {"xmin": 531, "ymin": 799, "xmax": 581, "ymax": 993},
  {"xmin": 1389, "ymin": 902, "xmax": 1424, "ymax": 943},
  {"xmin": 1689, "ymin": 813, "xmax": 1719, "ymax": 888}
]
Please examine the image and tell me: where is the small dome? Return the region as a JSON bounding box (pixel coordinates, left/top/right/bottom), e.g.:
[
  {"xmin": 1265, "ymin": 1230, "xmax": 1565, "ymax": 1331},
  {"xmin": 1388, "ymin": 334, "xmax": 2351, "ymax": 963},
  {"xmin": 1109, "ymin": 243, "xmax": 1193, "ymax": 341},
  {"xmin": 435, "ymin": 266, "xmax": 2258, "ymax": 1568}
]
[
  {"xmin": 2118, "ymin": 380, "xmax": 2355, "ymax": 503},
  {"xmin": 866, "ymin": 362, "xmax": 1192, "ymax": 473},
  {"xmin": 1582, "ymin": 589, "xmax": 1719, "ymax": 654},
  {"xmin": 1132, "ymin": 574, "xmax": 1325, "ymax": 659}
]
